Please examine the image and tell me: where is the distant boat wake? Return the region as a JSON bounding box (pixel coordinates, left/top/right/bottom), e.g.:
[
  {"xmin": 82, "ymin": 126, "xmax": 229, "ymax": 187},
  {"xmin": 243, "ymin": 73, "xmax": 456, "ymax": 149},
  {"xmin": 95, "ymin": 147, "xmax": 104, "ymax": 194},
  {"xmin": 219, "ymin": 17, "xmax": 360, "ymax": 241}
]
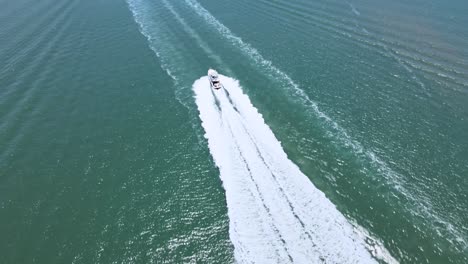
[{"xmin": 193, "ymin": 76, "xmax": 397, "ymax": 263}]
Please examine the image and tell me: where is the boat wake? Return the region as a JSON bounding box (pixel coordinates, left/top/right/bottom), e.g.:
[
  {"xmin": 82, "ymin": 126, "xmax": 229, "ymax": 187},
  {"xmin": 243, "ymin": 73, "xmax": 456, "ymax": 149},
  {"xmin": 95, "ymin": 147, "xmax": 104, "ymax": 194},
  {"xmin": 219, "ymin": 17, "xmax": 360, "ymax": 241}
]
[
  {"xmin": 193, "ymin": 75, "xmax": 397, "ymax": 263},
  {"xmin": 125, "ymin": 0, "xmax": 398, "ymax": 261}
]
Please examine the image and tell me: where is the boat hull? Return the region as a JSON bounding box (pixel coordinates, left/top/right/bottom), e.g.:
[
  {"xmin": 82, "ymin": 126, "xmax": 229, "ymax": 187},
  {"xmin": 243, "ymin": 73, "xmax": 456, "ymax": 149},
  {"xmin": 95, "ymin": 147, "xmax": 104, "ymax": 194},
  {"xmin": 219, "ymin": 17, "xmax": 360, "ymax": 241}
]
[{"xmin": 208, "ymin": 69, "xmax": 222, "ymax": 90}]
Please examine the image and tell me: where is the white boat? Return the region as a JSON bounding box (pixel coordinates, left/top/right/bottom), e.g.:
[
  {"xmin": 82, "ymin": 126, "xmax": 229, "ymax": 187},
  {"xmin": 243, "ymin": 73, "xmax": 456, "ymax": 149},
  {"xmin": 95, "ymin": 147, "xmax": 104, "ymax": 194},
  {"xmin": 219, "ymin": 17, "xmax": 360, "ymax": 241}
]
[{"xmin": 208, "ymin": 69, "xmax": 222, "ymax": 90}]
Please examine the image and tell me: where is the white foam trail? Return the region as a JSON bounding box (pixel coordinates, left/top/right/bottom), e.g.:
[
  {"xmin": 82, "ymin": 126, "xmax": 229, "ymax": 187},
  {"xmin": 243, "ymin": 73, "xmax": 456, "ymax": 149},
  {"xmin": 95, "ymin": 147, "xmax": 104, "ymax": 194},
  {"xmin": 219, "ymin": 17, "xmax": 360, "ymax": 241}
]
[{"xmin": 194, "ymin": 76, "xmax": 397, "ymax": 263}]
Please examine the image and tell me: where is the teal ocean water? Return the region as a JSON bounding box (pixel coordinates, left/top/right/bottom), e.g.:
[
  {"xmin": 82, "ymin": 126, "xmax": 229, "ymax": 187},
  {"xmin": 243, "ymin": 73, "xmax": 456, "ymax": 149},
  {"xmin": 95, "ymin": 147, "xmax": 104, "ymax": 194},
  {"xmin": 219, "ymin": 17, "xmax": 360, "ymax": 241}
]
[{"xmin": 1, "ymin": 0, "xmax": 467, "ymax": 263}]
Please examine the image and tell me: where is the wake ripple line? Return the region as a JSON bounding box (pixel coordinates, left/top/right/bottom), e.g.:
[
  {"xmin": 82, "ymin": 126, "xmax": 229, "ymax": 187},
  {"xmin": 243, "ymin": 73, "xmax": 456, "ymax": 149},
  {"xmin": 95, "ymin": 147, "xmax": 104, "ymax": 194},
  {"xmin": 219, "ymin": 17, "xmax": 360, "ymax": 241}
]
[
  {"xmin": 161, "ymin": 0, "xmax": 225, "ymax": 69},
  {"xmin": 126, "ymin": 0, "xmax": 234, "ymax": 151}
]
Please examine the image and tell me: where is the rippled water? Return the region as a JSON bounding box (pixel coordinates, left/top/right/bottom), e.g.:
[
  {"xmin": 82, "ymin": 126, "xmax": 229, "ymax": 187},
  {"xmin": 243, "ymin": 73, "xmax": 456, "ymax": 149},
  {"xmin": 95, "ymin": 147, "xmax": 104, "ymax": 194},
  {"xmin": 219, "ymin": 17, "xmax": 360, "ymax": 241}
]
[{"xmin": 1, "ymin": 0, "xmax": 467, "ymax": 263}]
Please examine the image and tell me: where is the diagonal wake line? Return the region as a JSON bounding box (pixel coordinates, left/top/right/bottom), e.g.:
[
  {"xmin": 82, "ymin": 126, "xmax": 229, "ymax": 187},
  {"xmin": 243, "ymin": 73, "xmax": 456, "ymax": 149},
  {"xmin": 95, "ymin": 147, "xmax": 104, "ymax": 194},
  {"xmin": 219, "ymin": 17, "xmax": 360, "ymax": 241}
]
[{"xmin": 161, "ymin": 0, "xmax": 225, "ymax": 69}]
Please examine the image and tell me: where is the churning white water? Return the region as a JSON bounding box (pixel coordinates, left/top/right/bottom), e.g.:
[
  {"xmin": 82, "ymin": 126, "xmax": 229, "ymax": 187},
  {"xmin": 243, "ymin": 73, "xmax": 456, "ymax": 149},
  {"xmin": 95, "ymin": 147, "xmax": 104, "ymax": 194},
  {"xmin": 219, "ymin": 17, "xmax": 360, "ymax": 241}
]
[{"xmin": 193, "ymin": 75, "xmax": 397, "ymax": 263}]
